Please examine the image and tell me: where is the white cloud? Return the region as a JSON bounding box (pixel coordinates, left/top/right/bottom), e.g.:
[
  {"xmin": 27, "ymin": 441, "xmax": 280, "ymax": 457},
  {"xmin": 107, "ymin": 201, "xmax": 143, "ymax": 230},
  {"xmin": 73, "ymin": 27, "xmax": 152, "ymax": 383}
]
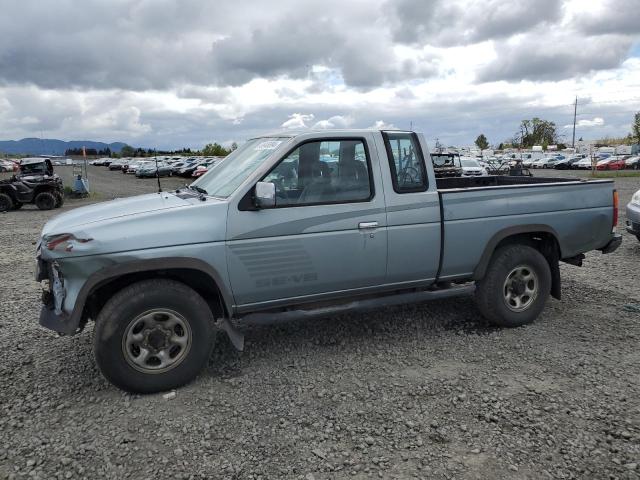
[
  {"xmin": 0, "ymin": 0, "xmax": 638, "ymax": 148},
  {"xmin": 312, "ymin": 115, "xmax": 354, "ymax": 129},
  {"xmin": 565, "ymin": 117, "xmax": 605, "ymax": 128},
  {"xmin": 369, "ymin": 120, "xmax": 397, "ymax": 129},
  {"xmin": 281, "ymin": 113, "xmax": 315, "ymax": 129}
]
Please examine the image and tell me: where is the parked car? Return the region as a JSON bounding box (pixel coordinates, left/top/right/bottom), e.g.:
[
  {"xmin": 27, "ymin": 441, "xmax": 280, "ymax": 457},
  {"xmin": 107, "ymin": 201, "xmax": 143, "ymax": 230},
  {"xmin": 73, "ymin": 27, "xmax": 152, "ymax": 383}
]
[
  {"xmin": 458, "ymin": 158, "xmax": 488, "ymax": 176},
  {"xmin": 624, "ymin": 156, "xmax": 639, "ymax": 170},
  {"xmin": 0, "ymin": 159, "xmax": 19, "ymax": 173},
  {"xmin": 596, "ymin": 157, "xmax": 626, "ymax": 171},
  {"xmin": 532, "ymin": 156, "xmax": 561, "ymax": 169},
  {"xmin": 191, "ymin": 160, "xmax": 221, "ymax": 178},
  {"xmin": 136, "ymin": 162, "xmax": 174, "ymax": 178},
  {"xmin": 176, "ymin": 161, "xmax": 204, "ymax": 177},
  {"xmin": 108, "ymin": 160, "xmax": 126, "ymax": 171},
  {"xmin": 36, "ymin": 129, "xmax": 621, "ymax": 393},
  {"xmin": 573, "ymin": 158, "xmax": 594, "ymax": 170},
  {"xmin": 626, "ymin": 189, "xmax": 640, "ymax": 242},
  {"xmin": 553, "ymin": 155, "xmax": 585, "ymax": 169}
]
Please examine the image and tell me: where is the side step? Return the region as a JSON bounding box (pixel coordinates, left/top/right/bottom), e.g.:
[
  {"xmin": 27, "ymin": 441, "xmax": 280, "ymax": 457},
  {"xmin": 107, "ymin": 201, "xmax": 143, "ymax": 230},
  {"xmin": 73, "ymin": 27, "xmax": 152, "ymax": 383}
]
[{"xmin": 239, "ymin": 284, "xmax": 476, "ymax": 327}]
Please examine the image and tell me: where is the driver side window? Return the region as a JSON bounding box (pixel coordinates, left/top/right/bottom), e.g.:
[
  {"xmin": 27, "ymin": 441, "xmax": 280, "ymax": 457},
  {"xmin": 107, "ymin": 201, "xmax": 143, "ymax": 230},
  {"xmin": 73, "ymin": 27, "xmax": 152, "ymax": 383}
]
[{"xmin": 262, "ymin": 139, "xmax": 372, "ymax": 207}]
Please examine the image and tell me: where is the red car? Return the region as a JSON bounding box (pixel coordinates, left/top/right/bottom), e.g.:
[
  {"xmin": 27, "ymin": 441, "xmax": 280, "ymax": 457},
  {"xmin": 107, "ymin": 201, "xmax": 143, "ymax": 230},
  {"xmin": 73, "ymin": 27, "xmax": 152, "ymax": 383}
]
[{"xmin": 596, "ymin": 157, "xmax": 626, "ymax": 170}]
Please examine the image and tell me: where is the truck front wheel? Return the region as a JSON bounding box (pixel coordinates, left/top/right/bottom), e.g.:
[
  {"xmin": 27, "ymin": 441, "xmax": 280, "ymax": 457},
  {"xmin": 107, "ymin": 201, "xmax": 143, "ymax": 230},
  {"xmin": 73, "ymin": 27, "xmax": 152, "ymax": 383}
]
[
  {"xmin": 94, "ymin": 279, "xmax": 215, "ymax": 393},
  {"xmin": 475, "ymin": 244, "xmax": 551, "ymax": 327}
]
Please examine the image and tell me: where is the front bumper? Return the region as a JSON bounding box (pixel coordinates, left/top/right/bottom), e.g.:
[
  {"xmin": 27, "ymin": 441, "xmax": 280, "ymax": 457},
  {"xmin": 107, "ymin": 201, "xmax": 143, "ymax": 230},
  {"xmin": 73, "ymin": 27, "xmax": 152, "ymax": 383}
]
[
  {"xmin": 599, "ymin": 233, "xmax": 622, "ymax": 254},
  {"xmin": 39, "ymin": 306, "xmax": 78, "ymax": 335}
]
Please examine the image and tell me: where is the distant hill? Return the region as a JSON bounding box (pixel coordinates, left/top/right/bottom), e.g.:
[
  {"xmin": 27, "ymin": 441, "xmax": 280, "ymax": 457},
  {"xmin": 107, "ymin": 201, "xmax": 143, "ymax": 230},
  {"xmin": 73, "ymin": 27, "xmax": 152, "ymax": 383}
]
[{"xmin": 0, "ymin": 138, "xmax": 128, "ymax": 155}]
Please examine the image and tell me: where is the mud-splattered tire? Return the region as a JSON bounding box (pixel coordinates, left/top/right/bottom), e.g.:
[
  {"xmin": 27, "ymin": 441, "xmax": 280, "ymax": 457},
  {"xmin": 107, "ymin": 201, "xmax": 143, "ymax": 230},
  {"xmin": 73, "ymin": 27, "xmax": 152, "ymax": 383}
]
[
  {"xmin": 0, "ymin": 193, "xmax": 13, "ymax": 212},
  {"xmin": 94, "ymin": 279, "xmax": 215, "ymax": 393},
  {"xmin": 34, "ymin": 191, "xmax": 56, "ymax": 210},
  {"xmin": 54, "ymin": 192, "xmax": 64, "ymax": 208},
  {"xmin": 475, "ymin": 244, "xmax": 551, "ymax": 328}
]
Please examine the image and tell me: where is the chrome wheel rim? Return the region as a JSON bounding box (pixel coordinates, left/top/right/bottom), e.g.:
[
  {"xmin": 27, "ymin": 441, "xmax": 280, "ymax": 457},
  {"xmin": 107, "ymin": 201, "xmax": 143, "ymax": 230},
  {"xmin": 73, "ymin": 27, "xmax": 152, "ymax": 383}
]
[
  {"xmin": 503, "ymin": 266, "xmax": 538, "ymax": 312},
  {"xmin": 122, "ymin": 309, "xmax": 192, "ymax": 374}
]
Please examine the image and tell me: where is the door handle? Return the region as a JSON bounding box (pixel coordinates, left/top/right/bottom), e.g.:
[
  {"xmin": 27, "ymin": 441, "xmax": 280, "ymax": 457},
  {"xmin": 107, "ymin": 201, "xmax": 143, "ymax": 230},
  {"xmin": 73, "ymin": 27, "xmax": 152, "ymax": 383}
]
[{"xmin": 358, "ymin": 221, "xmax": 379, "ymax": 230}]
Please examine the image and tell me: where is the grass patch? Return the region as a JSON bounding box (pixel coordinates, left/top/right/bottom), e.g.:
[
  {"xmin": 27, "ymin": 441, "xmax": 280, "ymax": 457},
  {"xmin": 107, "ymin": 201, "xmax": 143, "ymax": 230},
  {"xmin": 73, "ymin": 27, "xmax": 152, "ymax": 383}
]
[{"xmin": 589, "ymin": 171, "xmax": 640, "ymax": 178}]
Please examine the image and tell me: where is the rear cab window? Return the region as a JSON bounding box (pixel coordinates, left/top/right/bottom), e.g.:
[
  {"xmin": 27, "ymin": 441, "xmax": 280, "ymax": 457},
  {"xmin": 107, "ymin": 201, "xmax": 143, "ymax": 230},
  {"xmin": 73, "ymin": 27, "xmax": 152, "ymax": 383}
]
[{"xmin": 382, "ymin": 132, "xmax": 428, "ymax": 193}]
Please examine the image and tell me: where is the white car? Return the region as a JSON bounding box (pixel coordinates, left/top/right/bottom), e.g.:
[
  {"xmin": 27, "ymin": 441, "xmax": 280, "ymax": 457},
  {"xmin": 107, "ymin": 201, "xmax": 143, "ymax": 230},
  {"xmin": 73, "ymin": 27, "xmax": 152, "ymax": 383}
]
[
  {"xmin": 459, "ymin": 158, "xmax": 488, "ymax": 176},
  {"xmin": 625, "ymin": 156, "xmax": 639, "ymax": 169},
  {"xmin": 573, "ymin": 158, "xmax": 593, "ymax": 169}
]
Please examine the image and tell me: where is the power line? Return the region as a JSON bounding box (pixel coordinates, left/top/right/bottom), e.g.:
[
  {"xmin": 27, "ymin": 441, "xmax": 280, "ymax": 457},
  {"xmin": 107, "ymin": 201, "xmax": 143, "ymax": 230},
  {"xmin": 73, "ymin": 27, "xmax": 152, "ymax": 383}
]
[{"xmin": 572, "ymin": 96, "xmax": 577, "ymax": 148}]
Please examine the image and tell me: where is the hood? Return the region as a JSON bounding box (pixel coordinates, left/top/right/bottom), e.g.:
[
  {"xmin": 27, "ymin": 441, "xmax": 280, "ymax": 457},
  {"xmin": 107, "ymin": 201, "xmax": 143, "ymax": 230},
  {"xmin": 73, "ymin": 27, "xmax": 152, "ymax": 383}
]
[
  {"xmin": 40, "ymin": 192, "xmax": 229, "ymax": 259},
  {"xmin": 43, "ymin": 192, "xmax": 189, "ymax": 234}
]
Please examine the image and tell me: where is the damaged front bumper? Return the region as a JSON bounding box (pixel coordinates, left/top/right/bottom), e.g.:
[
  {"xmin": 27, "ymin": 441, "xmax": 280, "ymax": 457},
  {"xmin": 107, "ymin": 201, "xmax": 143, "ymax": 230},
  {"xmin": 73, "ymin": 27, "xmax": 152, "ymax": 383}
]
[{"xmin": 36, "ymin": 254, "xmax": 77, "ymax": 335}]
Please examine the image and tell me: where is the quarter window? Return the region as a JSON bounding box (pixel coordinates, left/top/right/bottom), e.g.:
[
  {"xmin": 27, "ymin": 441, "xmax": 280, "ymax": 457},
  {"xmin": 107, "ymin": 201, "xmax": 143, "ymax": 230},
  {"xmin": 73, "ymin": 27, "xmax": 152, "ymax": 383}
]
[
  {"xmin": 261, "ymin": 139, "xmax": 372, "ymax": 207},
  {"xmin": 383, "ymin": 132, "xmax": 427, "ymax": 193}
]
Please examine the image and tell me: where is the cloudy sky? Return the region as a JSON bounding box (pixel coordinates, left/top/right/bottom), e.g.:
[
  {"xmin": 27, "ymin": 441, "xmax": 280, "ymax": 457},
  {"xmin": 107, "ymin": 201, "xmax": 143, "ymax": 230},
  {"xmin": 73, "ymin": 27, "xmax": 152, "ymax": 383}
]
[{"xmin": 1, "ymin": 0, "xmax": 639, "ymax": 149}]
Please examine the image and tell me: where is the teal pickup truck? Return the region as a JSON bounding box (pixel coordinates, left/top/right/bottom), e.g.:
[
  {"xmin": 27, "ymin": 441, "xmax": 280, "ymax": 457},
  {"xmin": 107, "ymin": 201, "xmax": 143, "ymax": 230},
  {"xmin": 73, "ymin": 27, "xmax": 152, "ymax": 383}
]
[{"xmin": 36, "ymin": 130, "xmax": 621, "ymax": 392}]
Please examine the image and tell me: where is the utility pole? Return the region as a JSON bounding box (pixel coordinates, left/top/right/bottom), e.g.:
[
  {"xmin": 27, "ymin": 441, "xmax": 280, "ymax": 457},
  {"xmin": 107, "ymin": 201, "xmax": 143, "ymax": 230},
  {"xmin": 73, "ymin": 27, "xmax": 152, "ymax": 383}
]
[{"xmin": 572, "ymin": 96, "xmax": 578, "ymax": 149}]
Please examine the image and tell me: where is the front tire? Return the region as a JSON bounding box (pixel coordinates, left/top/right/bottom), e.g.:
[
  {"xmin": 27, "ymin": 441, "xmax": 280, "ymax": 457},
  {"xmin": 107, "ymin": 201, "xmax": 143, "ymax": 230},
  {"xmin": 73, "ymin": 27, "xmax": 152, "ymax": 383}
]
[
  {"xmin": 34, "ymin": 191, "xmax": 56, "ymax": 210},
  {"xmin": 94, "ymin": 279, "xmax": 215, "ymax": 393},
  {"xmin": 475, "ymin": 244, "xmax": 551, "ymax": 327},
  {"xmin": 0, "ymin": 193, "xmax": 13, "ymax": 212}
]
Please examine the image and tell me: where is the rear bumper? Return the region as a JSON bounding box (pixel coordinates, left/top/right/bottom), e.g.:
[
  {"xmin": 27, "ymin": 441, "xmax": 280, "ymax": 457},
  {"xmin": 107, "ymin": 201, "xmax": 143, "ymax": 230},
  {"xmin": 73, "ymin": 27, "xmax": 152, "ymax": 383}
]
[{"xmin": 599, "ymin": 234, "xmax": 622, "ymax": 254}]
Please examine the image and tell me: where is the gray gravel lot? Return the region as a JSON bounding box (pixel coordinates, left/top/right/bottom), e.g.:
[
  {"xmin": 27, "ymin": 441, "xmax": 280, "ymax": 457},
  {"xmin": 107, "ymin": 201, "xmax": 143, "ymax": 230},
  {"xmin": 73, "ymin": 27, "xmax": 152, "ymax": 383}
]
[{"xmin": 1, "ymin": 166, "xmax": 639, "ymax": 479}]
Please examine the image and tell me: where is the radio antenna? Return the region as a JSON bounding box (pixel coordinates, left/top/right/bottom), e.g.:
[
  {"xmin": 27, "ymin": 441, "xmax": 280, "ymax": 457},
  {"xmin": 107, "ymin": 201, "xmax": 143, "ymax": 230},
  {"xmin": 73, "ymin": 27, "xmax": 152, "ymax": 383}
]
[{"xmin": 154, "ymin": 149, "xmax": 162, "ymax": 193}]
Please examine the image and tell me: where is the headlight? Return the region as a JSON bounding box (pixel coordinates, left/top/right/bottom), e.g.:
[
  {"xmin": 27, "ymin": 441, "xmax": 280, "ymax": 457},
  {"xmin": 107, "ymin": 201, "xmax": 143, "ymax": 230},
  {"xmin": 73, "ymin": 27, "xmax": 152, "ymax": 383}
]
[{"xmin": 632, "ymin": 191, "xmax": 640, "ymax": 206}]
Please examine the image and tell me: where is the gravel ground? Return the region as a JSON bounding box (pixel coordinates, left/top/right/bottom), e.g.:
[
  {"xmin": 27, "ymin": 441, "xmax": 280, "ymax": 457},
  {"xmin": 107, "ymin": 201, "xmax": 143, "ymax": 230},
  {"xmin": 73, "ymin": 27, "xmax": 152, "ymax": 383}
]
[{"xmin": 0, "ymin": 166, "xmax": 639, "ymax": 479}]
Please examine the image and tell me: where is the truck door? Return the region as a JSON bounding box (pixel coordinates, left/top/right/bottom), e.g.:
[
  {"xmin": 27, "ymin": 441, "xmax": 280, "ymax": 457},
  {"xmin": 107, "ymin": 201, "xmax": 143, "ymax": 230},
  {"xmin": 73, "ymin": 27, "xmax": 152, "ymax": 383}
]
[
  {"xmin": 376, "ymin": 131, "xmax": 441, "ymax": 285},
  {"xmin": 226, "ymin": 134, "xmax": 388, "ymax": 310}
]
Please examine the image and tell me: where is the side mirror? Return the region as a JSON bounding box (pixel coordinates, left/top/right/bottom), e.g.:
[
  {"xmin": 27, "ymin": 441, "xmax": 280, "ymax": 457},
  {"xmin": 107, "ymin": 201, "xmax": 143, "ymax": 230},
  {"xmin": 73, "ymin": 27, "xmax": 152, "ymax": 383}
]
[{"xmin": 254, "ymin": 181, "xmax": 276, "ymax": 209}]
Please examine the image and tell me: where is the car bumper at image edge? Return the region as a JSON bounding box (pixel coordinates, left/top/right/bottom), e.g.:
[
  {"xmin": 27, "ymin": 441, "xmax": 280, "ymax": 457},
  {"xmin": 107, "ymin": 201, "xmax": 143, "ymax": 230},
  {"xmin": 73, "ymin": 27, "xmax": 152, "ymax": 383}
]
[{"xmin": 599, "ymin": 234, "xmax": 622, "ymax": 254}]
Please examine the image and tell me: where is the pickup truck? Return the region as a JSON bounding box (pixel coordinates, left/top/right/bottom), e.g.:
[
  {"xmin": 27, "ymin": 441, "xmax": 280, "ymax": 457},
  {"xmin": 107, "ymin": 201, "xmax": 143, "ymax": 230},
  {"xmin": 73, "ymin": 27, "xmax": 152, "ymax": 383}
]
[{"xmin": 35, "ymin": 129, "xmax": 622, "ymax": 393}]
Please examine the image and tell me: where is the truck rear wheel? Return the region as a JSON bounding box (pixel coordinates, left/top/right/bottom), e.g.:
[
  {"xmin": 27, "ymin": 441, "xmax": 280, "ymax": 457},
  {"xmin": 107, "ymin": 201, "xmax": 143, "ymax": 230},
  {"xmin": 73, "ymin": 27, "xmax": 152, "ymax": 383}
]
[
  {"xmin": 475, "ymin": 244, "xmax": 551, "ymax": 327},
  {"xmin": 35, "ymin": 191, "xmax": 56, "ymax": 210},
  {"xmin": 94, "ymin": 279, "xmax": 215, "ymax": 393},
  {"xmin": 0, "ymin": 193, "xmax": 13, "ymax": 212}
]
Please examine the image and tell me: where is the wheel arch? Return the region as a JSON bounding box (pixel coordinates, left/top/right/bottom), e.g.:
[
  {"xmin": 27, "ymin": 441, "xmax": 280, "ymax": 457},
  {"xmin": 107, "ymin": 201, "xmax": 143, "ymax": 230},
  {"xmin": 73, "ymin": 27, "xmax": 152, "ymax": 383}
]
[
  {"xmin": 75, "ymin": 257, "xmax": 234, "ymax": 331},
  {"xmin": 473, "ymin": 225, "xmax": 562, "ymax": 300}
]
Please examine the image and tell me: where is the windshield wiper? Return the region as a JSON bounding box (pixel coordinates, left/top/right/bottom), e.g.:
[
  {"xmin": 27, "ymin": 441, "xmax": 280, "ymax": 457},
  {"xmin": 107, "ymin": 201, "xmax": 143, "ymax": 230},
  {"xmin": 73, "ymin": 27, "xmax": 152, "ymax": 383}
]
[{"xmin": 188, "ymin": 185, "xmax": 208, "ymax": 195}]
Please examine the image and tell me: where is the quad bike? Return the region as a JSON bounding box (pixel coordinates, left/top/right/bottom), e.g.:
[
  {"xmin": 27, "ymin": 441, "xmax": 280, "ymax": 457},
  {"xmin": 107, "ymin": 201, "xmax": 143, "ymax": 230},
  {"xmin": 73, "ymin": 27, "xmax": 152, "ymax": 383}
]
[{"xmin": 0, "ymin": 158, "xmax": 65, "ymax": 212}]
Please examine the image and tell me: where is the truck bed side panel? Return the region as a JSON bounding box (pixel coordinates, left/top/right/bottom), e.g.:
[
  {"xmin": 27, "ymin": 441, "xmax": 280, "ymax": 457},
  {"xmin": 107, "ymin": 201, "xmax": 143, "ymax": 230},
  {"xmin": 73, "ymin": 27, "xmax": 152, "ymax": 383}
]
[{"xmin": 439, "ymin": 181, "xmax": 614, "ymax": 278}]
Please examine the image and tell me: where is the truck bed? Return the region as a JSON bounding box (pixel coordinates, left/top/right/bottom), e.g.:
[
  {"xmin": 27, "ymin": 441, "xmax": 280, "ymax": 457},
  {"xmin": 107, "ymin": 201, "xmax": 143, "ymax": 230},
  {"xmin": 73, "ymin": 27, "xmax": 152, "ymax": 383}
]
[
  {"xmin": 435, "ymin": 176, "xmax": 615, "ymax": 280},
  {"xmin": 436, "ymin": 175, "xmax": 581, "ymax": 190}
]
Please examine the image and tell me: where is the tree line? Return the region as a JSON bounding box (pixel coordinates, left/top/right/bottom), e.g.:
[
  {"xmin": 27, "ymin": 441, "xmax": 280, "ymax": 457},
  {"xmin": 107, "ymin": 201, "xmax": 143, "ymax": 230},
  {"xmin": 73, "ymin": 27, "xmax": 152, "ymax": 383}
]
[
  {"xmin": 113, "ymin": 141, "xmax": 238, "ymax": 158},
  {"xmin": 475, "ymin": 111, "xmax": 640, "ymax": 151}
]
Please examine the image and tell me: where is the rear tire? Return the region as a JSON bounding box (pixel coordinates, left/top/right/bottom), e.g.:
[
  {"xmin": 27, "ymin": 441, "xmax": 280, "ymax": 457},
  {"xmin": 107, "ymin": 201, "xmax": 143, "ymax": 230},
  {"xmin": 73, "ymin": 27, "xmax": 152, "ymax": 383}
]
[
  {"xmin": 475, "ymin": 244, "xmax": 551, "ymax": 327},
  {"xmin": 94, "ymin": 279, "xmax": 215, "ymax": 393},
  {"xmin": 34, "ymin": 191, "xmax": 56, "ymax": 210},
  {"xmin": 0, "ymin": 193, "xmax": 13, "ymax": 212}
]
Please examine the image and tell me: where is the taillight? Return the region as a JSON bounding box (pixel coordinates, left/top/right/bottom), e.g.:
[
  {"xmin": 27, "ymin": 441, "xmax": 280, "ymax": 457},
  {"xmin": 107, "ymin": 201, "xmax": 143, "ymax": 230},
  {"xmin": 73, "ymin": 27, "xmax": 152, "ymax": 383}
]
[{"xmin": 612, "ymin": 190, "xmax": 619, "ymax": 230}]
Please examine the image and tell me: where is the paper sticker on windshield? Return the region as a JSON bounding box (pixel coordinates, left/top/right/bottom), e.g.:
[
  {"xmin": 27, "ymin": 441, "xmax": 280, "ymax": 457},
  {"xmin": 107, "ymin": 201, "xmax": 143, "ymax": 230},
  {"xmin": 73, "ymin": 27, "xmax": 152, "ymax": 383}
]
[{"xmin": 254, "ymin": 140, "xmax": 282, "ymax": 151}]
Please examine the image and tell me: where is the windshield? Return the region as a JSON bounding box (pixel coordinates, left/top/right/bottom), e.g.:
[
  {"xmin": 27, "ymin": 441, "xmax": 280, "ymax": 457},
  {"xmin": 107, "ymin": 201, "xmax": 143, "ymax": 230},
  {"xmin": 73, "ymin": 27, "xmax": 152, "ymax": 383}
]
[{"xmin": 191, "ymin": 138, "xmax": 288, "ymax": 197}]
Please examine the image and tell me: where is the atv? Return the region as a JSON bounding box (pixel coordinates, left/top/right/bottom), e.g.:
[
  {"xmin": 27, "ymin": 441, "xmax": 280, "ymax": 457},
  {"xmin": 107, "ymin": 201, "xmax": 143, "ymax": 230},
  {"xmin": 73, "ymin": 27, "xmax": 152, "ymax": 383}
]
[{"xmin": 0, "ymin": 158, "xmax": 65, "ymax": 212}]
